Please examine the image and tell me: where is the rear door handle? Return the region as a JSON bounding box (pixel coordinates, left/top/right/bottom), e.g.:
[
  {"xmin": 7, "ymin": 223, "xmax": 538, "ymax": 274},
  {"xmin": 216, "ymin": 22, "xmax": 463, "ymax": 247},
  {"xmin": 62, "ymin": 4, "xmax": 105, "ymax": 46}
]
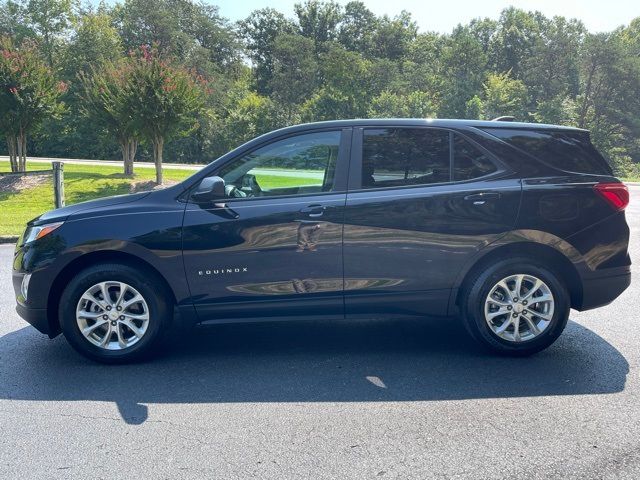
[
  {"xmin": 464, "ymin": 192, "xmax": 502, "ymax": 205},
  {"xmin": 300, "ymin": 204, "xmax": 326, "ymax": 217}
]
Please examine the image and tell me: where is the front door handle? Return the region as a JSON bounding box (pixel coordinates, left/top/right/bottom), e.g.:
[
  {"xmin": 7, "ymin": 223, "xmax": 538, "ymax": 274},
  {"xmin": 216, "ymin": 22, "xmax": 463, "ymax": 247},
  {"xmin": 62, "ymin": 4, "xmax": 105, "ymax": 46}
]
[
  {"xmin": 300, "ymin": 204, "xmax": 326, "ymax": 217},
  {"xmin": 464, "ymin": 192, "xmax": 502, "ymax": 205}
]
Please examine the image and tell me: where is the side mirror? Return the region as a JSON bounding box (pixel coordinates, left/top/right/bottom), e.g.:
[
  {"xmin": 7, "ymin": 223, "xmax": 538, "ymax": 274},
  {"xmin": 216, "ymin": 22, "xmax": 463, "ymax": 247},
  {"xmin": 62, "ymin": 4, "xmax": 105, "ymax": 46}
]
[{"xmin": 192, "ymin": 176, "xmax": 225, "ymax": 203}]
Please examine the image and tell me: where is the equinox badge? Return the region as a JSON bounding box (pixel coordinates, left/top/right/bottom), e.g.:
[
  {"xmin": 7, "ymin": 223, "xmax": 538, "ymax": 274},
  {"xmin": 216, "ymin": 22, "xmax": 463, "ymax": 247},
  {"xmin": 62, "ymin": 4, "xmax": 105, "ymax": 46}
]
[{"xmin": 198, "ymin": 267, "xmax": 249, "ymax": 276}]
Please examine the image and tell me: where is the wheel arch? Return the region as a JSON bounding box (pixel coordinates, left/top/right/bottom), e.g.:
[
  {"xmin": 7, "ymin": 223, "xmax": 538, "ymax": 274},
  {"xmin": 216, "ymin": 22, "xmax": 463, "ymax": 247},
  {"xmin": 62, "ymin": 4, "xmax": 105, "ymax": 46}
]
[
  {"xmin": 46, "ymin": 250, "xmax": 177, "ymax": 337},
  {"xmin": 453, "ymin": 241, "xmax": 583, "ymax": 313}
]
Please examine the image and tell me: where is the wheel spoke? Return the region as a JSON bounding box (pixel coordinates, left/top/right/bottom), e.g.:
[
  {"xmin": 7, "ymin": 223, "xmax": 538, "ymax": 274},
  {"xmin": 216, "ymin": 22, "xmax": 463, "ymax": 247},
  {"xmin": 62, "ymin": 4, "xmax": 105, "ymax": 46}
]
[
  {"xmin": 116, "ymin": 324, "xmax": 127, "ymax": 349},
  {"xmin": 497, "ymin": 280, "xmax": 513, "ymax": 298},
  {"xmin": 124, "ymin": 312, "xmax": 149, "ymax": 321},
  {"xmin": 100, "ymin": 282, "xmax": 111, "ymax": 305},
  {"xmin": 81, "ymin": 292, "xmax": 105, "ymax": 310},
  {"xmin": 524, "ymin": 316, "xmax": 540, "ymax": 335},
  {"xmin": 82, "ymin": 319, "xmax": 108, "ymax": 335},
  {"xmin": 495, "ymin": 317, "xmax": 513, "ymax": 334},
  {"xmin": 99, "ymin": 325, "xmax": 112, "ymax": 347},
  {"xmin": 487, "ymin": 307, "xmax": 510, "ymax": 320},
  {"xmin": 487, "ymin": 296, "xmax": 510, "ymax": 307},
  {"xmin": 513, "ymin": 318, "xmax": 521, "ymax": 341},
  {"xmin": 532, "ymin": 311, "xmax": 553, "ymax": 321},
  {"xmin": 77, "ymin": 309, "xmax": 104, "ymax": 319},
  {"xmin": 122, "ymin": 319, "xmax": 143, "ymax": 338},
  {"xmin": 530, "ymin": 293, "xmax": 553, "ymax": 304},
  {"xmin": 514, "ymin": 275, "xmax": 524, "ymax": 298},
  {"xmin": 522, "ymin": 279, "xmax": 542, "ymax": 301},
  {"xmin": 115, "ymin": 282, "xmax": 128, "ymax": 307},
  {"xmin": 121, "ymin": 294, "xmax": 143, "ymax": 309}
]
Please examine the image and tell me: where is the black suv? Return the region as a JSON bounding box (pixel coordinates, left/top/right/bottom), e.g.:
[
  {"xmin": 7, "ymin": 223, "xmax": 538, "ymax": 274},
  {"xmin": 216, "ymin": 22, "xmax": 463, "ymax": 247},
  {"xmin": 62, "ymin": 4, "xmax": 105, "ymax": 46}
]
[{"xmin": 12, "ymin": 119, "xmax": 631, "ymax": 363}]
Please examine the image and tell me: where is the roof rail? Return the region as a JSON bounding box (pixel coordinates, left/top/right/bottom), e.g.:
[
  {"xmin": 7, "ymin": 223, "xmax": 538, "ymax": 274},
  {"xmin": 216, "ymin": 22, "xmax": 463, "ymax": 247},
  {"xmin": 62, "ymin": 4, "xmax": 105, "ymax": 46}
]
[{"xmin": 492, "ymin": 116, "xmax": 516, "ymax": 122}]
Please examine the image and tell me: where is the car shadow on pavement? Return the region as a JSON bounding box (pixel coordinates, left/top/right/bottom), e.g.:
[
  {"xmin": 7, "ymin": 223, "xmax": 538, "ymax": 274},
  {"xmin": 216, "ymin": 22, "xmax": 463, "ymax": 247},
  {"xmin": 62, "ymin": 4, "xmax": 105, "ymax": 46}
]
[{"xmin": 0, "ymin": 317, "xmax": 629, "ymax": 425}]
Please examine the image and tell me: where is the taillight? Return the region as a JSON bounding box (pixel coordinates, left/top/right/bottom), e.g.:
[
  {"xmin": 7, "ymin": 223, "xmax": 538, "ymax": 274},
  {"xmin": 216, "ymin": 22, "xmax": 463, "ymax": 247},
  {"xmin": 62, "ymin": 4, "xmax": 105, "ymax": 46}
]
[{"xmin": 594, "ymin": 182, "xmax": 629, "ymax": 211}]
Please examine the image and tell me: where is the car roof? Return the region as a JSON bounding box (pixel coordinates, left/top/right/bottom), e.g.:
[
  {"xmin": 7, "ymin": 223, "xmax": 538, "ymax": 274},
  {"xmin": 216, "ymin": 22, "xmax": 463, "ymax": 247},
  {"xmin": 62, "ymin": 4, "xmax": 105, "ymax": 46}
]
[{"xmin": 269, "ymin": 118, "xmax": 587, "ymax": 134}]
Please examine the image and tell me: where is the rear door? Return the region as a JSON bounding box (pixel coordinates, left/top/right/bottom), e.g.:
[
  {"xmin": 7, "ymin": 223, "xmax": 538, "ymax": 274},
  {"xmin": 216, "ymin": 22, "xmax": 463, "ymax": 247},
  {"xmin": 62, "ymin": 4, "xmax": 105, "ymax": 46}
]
[
  {"xmin": 343, "ymin": 126, "xmax": 522, "ymax": 318},
  {"xmin": 182, "ymin": 128, "xmax": 351, "ymax": 323}
]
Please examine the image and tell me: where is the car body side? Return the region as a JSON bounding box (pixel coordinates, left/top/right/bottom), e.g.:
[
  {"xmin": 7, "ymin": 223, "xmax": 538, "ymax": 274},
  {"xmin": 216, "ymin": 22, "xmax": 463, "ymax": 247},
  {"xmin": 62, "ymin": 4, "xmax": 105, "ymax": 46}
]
[{"xmin": 12, "ymin": 119, "xmax": 631, "ymax": 338}]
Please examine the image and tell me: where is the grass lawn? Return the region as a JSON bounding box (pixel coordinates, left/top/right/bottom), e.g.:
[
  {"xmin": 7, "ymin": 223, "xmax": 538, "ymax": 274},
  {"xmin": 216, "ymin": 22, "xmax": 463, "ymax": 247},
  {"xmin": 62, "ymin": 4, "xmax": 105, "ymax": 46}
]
[{"xmin": 0, "ymin": 161, "xmax": 320, "ymax": 236}]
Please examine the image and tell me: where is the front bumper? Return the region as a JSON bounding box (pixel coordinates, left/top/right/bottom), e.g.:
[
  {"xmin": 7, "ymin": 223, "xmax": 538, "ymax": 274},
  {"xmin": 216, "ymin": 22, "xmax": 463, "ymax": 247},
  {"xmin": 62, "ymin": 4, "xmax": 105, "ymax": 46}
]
[
  {"xmin": 577, "ymin": 267, "xmax": 631, "ymax": 311},
  {"xmin": 13, "ymin": 267, "xmax": 55, "ymax": 336},
  {"xmin": 15, "ymin": 303, "xmax": 50, "ymax": 335}
]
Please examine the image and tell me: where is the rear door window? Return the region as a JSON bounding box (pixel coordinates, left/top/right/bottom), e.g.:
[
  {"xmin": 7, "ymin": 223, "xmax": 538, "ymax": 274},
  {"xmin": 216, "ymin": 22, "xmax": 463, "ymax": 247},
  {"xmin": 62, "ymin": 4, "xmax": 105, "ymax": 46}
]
[
  {"xmin": 360, "ymin": 128, "xmax": 499, "ymax": 189},
  {"xmin": 453, "ymin": 135, "xmax": 498, "ymax": 181},
  {"xmin": 362, "ymin": 128, "xmax": 450, "ymax": 188},
  {"xmin": 481, "ymin": 128, "xmax": 612, "ymax": 175}
]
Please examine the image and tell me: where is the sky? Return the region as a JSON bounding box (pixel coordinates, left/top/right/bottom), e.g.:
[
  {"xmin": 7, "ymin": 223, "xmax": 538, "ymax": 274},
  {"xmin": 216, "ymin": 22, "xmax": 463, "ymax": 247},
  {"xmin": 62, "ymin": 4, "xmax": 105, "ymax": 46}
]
[{"xmin": 214, "ymin": 0, "xmax": 639, "ymax": 33}]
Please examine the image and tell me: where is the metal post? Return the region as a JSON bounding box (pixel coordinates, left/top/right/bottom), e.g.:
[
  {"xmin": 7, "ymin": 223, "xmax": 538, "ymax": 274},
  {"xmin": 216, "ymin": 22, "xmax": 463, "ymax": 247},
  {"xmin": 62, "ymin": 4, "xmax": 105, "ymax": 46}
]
[{"xmin": 52, "ymin": 161, "xmax": 65, "ymax": 208}]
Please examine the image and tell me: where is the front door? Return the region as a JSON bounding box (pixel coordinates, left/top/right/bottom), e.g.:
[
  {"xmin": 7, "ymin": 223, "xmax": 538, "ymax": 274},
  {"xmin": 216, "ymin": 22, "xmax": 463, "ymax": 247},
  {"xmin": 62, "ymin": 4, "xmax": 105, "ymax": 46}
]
[
  {"xmin": 343, "ymin": 126, "xmax": 521, "ymax": 318},
  {"xmin": 182, "ymin": 128, "xmax": 351, "ymax": 323}
]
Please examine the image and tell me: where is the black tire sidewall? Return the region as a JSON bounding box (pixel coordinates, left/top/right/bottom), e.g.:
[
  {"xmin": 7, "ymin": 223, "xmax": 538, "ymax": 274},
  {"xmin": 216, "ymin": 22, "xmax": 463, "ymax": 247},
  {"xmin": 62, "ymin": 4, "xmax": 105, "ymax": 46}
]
[
  {"xmin": 462, "ymin": 258, "xmax": 570, "ymax": 355},
  {"xmin": 59, "ymin": 263, "xmax": 170, "ymax": 363}
]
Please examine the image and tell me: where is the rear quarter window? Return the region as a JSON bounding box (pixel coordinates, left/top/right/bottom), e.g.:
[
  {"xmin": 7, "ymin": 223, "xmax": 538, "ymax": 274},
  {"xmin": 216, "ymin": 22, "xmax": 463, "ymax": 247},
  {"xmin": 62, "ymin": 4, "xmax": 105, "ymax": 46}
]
[{"xmin": 481, "ymin": 128, "xmax": 612, "ymax": 176}]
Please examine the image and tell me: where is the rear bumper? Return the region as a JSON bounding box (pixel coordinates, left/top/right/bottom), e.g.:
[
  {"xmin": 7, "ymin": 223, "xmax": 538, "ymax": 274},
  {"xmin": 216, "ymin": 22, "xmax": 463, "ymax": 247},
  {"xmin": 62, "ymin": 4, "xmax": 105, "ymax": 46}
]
[
  {"xmin": 16, "ymin": 303, "xmax": 50, "ymax": 336},
  {"xmin": 577, "ymin": 267, "xmax": 631, "ymax": 311}
]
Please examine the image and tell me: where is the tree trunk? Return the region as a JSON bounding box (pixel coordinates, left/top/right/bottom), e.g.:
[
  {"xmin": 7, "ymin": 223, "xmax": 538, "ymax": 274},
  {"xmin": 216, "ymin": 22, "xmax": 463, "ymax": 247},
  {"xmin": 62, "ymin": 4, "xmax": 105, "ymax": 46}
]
[
  {"xmin": 120, "ymin": 138, "xmax": 139, "ymax": 176},
  {"xmin": 120, "ymin": 141, "xmax": 131, "ymax": 176},
  {"xmin": 129, "ymin": 139, "xmax": 138, "ymax": 175},
  {"xmin": 6, "ymin": 135, "xmax": 18, "ymax": 173},
  {"xmin": 153, "ymin": 136, "xmax": 164, "ymax": 185},
  {"xmin": 15, "ymin": 130, "xmax": 27, "ymax": 172},
  {"xmin": 578, "ymin": 62, "xmax": 597, "ymax": 128}
]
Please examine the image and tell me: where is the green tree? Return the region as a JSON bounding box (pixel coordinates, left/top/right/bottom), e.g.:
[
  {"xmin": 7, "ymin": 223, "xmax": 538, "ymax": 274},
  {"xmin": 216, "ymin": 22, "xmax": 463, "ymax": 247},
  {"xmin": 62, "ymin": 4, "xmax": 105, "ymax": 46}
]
[
  {"xmin": 337, "ymin": 1, "xmax": 377, "ymax": 54},
  {"xmin": 114, "ymin": 0, "xmax": 239, "ymax": 73},
  {"xmin": 525, "ymin": 16, "xmax": 584, "ymax": 103},
  {"xmin": 440, "ymin": 26, "xmax": 488, "ymax": 117},
  {"xmin": 465, "ymin": 95, "xmax": 483, "ymax": 119},
  {"xmin": 372, "ymin": 11, "xmax": 417, "ymax": 60},
  {"xmin": 489, "ymin": 7, "xmax": 540, "ymax": 77},
  {"xmin": 269, "ymin": 33, "xmax": 317, "ymax": 122},
  {"xmin": 482, "ymin": 71, "xmax": 529, "ymax": 120},
  {"xmin": 125, "ymin": 46, "xmax": 206, "ymax": 184},
  {"xmin": 64, "ymin": 11, "xmax": 122, "ymax": 76},
  {"xmin": 0, "ymin": 37, "xmax": 65, "ymax": 172},
  {"xmin": 294, "ymin": 0, "xmax": 342, "ymax": 51},
  {"xmin": 78, "ymin": 58, "xmax": 140, "ymax": 176},
  {"xmin": 369, "ymin": 90, "xmax": 436, "ymax": 118},
  {"xmin": 0, "ymin": 1, "xmax": 35, "ymax": 42},
  {"xmin": 24, "ymin": 0, "xmax": 76, "ymax": 67},
  {"xmin": 239, "ymin": 8, "xmax": 295, "ymax": 94}
]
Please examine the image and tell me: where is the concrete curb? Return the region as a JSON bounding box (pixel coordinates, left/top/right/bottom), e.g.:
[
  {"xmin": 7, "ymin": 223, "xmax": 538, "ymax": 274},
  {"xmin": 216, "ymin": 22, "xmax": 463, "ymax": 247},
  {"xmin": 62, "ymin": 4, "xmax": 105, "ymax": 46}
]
[{"xmin": 0, "ymin": 237, "xmax": 18, "ymax": 244}]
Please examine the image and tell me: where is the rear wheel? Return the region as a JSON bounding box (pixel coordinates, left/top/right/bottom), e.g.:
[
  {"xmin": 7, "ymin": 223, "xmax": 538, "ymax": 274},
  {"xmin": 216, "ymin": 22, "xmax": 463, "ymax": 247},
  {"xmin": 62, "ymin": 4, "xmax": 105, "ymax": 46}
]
[
  {"xmin": 461, "ymin": 258, "xmax": 570, "ymax": 355},
  {"xmin": 59, "ymin": 263, "xmax": 172, "ymax": 363}
]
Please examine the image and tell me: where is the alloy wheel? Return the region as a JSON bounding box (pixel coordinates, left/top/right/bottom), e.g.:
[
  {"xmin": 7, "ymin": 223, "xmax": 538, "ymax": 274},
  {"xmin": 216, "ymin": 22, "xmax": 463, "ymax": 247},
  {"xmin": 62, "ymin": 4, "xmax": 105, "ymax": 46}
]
[
  {"xmin": 76, "ymin": 281, "xmax": 150, "ymax": 350},
  {"xmin": 484, "ymin": 274, "xmax": 554, "ymax": 343}
]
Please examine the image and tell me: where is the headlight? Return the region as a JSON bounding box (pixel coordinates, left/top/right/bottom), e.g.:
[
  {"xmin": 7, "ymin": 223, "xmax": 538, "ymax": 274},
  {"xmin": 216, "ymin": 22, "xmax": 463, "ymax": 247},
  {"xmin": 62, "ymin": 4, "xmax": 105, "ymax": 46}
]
[{"xmin": 23, "ymin": 221, "xmax": 64, "ymax": 244}]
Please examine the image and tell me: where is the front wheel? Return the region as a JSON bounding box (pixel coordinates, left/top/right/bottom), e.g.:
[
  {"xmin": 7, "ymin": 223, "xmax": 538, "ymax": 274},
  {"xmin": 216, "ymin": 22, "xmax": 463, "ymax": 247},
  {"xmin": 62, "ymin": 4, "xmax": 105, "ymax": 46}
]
[
  {"xmin": 59, "ymin": 263, "xmax": 172, "ymax": 363},
  {"xmin": 461, "ymin": 258, "xmax": 570, "ymax": 356}
]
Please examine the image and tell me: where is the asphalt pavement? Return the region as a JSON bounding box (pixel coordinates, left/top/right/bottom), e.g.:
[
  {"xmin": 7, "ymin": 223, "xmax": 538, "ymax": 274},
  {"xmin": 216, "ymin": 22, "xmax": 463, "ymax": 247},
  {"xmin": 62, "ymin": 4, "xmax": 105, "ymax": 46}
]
[{"xmin": 1, "ymin": 188, "xmax": 640, "ymax": 479}]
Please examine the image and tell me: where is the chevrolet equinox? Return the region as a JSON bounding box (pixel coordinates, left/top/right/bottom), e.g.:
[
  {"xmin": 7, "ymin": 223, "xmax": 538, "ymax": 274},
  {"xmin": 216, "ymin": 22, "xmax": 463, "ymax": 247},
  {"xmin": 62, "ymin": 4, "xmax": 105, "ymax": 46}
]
[{"xmin": 12, "ymin": 119, "xmax": 631, "ymax": 363}]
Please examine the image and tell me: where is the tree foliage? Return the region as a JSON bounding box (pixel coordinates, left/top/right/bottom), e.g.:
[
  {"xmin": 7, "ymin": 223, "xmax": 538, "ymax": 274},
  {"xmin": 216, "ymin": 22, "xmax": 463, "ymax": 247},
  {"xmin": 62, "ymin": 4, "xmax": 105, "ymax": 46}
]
[
  {"xmin": 0, "ymin": 0, "xmax": 638, "ymax": 177},
  {"xmin": 124, "ymin": 46, "xmax": 206, "ymax": 184},
  {"xmin": 0, "ymin": 36, "xmax": 65, "ymax": 172}
]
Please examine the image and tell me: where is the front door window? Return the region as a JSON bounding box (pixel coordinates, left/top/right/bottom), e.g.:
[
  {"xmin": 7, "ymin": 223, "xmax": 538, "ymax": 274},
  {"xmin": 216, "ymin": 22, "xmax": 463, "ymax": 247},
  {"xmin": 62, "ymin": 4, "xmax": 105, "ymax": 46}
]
[{"xmin": 217, "ymin": 131, "xmax": 341, "ymax": 199}]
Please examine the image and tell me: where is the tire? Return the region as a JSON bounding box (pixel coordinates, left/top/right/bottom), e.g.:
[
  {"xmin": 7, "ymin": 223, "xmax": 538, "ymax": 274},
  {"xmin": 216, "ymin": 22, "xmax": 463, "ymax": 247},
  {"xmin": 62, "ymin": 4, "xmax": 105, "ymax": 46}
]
[
  {"xmin": 59, "ymin": 263, "xmax": 172, "ymax": 363},
  {"xmin": 460, "ymin": 257, "xmax": 570, "ymax": 356}
]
